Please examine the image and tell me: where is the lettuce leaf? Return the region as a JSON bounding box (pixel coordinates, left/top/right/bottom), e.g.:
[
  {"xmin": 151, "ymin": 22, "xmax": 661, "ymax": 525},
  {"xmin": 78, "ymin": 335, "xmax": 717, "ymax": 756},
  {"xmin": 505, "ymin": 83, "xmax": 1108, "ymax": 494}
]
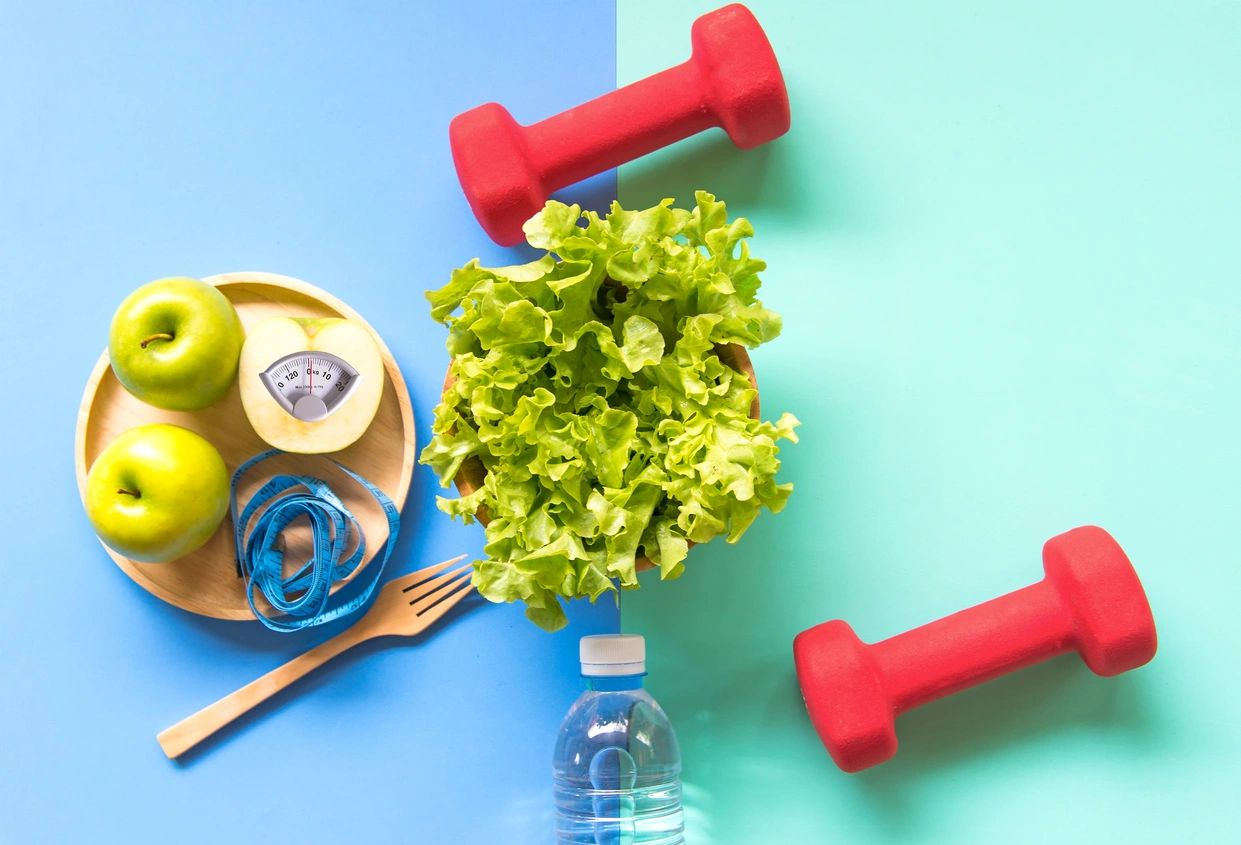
[{"xmin": 420, "ymin": 192, "xmax": 799, "ymax": 630}]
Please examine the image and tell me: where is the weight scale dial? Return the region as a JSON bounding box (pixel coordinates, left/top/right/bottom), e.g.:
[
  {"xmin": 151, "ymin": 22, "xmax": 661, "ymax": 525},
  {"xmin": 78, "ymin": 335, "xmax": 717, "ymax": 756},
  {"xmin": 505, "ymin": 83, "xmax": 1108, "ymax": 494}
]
[{"xmin": 258, "ymin": 351, "xmax": 361, "ymax": 422}]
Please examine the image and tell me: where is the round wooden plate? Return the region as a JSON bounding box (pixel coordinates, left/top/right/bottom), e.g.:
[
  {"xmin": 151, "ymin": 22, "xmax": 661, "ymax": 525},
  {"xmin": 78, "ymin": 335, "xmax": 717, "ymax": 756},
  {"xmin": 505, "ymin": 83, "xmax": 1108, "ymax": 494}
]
[{"xmin": 74, "ymin": 272, "xmax": 416, "ymax": 620}]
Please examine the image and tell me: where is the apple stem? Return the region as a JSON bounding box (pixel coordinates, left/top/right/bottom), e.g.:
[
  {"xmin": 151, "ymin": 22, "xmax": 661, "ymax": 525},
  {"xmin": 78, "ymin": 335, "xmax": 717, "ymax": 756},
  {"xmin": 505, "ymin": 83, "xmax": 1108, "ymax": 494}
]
[
  {"xmin": 117, "ymin": 488, "xmax": 140, "ymax": 498},
  {"xmin": 140, "ymin": 332, "xmax": 175, "ymax": 349}
]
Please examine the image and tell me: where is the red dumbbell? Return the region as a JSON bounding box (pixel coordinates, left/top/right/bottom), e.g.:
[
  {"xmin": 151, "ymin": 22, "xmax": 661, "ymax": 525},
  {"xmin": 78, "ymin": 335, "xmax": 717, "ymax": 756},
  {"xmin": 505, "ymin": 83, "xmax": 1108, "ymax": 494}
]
[
  {"xmin": 449, "ymin": 3, "xmax": 790, "ymax": 246},
  {"xmin": 794, "ymin": 526, "xmax": 1158, "ymax": 772}
]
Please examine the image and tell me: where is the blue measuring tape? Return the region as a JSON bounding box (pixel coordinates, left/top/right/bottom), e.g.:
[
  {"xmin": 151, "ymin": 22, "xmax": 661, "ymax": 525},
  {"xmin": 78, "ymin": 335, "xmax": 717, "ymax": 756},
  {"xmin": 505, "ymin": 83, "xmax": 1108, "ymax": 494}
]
[{"xmin": 230, "ymin": 449, "xmax": 400, "ymax": 632}]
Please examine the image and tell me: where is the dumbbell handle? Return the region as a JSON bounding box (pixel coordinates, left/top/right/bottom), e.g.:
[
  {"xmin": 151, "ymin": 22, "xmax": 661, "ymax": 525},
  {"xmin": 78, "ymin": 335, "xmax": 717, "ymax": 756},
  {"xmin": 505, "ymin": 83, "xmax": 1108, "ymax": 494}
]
[
  {"xmin": 526, "ymin": 61, "xmax": 714, "ymax": 192},
  {"xmin": 873, "ymin": 579, "xmax": 1072, "ymax": 713}
]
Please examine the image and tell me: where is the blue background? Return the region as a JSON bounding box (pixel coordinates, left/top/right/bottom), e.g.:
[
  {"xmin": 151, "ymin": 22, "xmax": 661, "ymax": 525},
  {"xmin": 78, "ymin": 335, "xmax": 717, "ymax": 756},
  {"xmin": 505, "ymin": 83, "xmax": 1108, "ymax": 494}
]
[
  {"xmin": 5, "ymin": 1, "xmax": 1241, "ymax": 843},
  {"xmin": 0, "ymin": 2, "xmax": 616, "ymax": 842}
]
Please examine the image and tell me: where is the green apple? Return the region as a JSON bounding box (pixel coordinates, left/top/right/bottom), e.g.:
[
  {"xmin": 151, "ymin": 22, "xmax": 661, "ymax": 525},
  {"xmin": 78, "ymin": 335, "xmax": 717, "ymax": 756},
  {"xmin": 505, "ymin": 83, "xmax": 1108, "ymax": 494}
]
[
  {"xmin": 239, "ymin": 316, "xmax": 385, "ymax": 453},
  {"xmin": 108, "ymin": 277, "xmax": 244, "ymax": 411},
  {"xmin": 84, "ymin": 423, "xmax": 230, "ymax": 563}
]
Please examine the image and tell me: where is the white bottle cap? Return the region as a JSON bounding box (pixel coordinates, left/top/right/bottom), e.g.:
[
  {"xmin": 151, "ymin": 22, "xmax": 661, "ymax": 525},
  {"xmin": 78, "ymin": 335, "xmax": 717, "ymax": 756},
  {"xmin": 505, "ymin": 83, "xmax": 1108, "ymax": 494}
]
[{"xmin": 580, "ymin": 634, "xmax": 646, "ymax": 677}]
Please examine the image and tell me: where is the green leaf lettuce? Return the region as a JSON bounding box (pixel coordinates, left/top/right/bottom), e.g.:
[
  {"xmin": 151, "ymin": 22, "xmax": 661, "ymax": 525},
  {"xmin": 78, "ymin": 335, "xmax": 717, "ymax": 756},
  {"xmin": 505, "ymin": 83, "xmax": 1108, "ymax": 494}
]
[{"xmin": 420, "ymin": 192, "xmax": 799, "ymax": 630}]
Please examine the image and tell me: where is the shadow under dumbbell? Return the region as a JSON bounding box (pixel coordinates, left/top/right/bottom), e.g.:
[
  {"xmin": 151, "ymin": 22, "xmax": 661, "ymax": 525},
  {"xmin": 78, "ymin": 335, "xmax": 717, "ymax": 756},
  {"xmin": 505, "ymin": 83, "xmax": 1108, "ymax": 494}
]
[
  {"xmin": 616, "ymin": 103, "xmax": 873, "ymax": 235},
  {"xmin": 842, "ymin": 653, "xmax": 1163, "ymax": 819},
  {"xmin": 548, "ymin": 168, "xmax": 618, "ymax": 220},
  {"xmin": 616, "ymin": 130, "xmax": 793, "ymax": 215}
]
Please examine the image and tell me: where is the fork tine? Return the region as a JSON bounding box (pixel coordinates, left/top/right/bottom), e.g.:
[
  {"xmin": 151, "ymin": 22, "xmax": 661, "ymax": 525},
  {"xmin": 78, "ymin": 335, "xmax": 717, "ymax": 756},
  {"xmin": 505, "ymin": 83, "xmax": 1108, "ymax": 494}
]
[
  {"xmin": 401, "ymin": 558, "xmax": 473, "ymax": 600},
  {"xmin": 388, "ymin": 554, "xmax": 469, "ymax": 593},
  {"xmin": 410, "ymin": 579, "xmax": 476, "ymax": 630},
  {"xmin": 410, "ymin": 571, "xmax": 474, "ymax": 615}
]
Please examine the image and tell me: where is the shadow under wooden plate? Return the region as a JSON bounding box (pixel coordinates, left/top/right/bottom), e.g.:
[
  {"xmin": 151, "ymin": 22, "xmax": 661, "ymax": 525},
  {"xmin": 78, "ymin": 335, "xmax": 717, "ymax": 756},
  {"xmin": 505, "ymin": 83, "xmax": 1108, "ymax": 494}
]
[{"xmin": 74, "ymin": 272, "xmax": 416, "ymax": 621}]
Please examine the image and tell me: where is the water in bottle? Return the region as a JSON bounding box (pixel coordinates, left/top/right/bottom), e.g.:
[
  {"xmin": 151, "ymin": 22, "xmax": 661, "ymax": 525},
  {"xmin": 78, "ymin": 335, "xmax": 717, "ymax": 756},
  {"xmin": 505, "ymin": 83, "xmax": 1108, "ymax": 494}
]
[{"xmin": 553, "ymin": 634, "xmax": 685, "ymax": 845}]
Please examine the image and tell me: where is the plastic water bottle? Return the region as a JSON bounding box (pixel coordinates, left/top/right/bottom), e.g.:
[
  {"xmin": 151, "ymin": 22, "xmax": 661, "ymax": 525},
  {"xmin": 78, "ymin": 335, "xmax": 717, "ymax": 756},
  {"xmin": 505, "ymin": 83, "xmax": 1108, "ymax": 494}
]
[{"xmin": 553, "ymin": 634, "xmax": 685, "ymax": 844}]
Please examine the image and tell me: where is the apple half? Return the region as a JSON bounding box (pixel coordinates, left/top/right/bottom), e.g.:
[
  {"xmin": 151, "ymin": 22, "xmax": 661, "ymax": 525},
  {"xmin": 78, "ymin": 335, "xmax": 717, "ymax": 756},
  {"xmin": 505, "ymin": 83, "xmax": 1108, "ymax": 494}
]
[{"xmin": 239, "ymin": 317, "xmax": 384, "ymax": 454}]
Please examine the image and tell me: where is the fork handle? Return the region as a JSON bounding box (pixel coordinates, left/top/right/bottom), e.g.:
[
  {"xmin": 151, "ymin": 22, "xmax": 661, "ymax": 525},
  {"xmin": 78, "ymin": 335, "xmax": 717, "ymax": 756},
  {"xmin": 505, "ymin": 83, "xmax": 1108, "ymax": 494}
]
[{"xmin": 157, "ymin": 626, "xmax": 370, "ymax": 759}]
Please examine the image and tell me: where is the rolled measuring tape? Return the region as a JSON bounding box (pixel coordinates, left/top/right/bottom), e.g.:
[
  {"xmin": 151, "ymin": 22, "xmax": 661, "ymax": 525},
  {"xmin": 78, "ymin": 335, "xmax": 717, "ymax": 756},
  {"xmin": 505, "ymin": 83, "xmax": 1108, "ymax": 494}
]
[{"xmin": 230, "ymin": 449, "xmax": 400, "ymax": 632}]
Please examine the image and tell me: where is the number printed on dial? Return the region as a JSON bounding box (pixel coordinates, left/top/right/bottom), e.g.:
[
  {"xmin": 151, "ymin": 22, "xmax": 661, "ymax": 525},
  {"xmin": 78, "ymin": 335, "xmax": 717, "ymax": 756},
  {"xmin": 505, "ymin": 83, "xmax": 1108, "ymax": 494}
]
[{"xmin": 258, "ymin": 351, "xmax": 362, "ymax": 422}]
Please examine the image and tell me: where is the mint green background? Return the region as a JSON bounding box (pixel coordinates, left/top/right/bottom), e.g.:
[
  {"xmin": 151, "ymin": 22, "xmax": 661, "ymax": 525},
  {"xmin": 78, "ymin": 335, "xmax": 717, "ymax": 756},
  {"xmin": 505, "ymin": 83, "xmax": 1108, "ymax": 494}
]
[{"xmin": 618, "ymin": 2, "xmax": 1240, "ymax": 841}]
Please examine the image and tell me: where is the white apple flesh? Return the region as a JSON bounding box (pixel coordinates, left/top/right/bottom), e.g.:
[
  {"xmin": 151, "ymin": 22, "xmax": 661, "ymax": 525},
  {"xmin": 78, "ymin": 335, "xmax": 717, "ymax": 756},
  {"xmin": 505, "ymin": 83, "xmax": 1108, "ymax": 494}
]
[{"xmin": 239, "ymin": 317, "xmax": 384, "ymax": 453}]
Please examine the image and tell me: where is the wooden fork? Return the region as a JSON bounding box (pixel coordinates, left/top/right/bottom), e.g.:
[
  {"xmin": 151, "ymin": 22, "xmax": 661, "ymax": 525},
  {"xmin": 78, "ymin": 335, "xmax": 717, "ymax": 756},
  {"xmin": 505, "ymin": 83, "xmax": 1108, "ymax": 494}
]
[{"xmin": 157, "ymin": 554, "xmax": 474, "ymax": 759}]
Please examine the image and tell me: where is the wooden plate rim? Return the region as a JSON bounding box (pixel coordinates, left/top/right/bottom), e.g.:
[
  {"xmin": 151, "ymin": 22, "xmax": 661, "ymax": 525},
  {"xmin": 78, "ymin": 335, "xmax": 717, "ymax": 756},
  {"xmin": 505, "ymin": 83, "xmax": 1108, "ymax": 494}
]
[{"xmin": 73, "ymin": 271, "xmax": 416, "ymax": 620}]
